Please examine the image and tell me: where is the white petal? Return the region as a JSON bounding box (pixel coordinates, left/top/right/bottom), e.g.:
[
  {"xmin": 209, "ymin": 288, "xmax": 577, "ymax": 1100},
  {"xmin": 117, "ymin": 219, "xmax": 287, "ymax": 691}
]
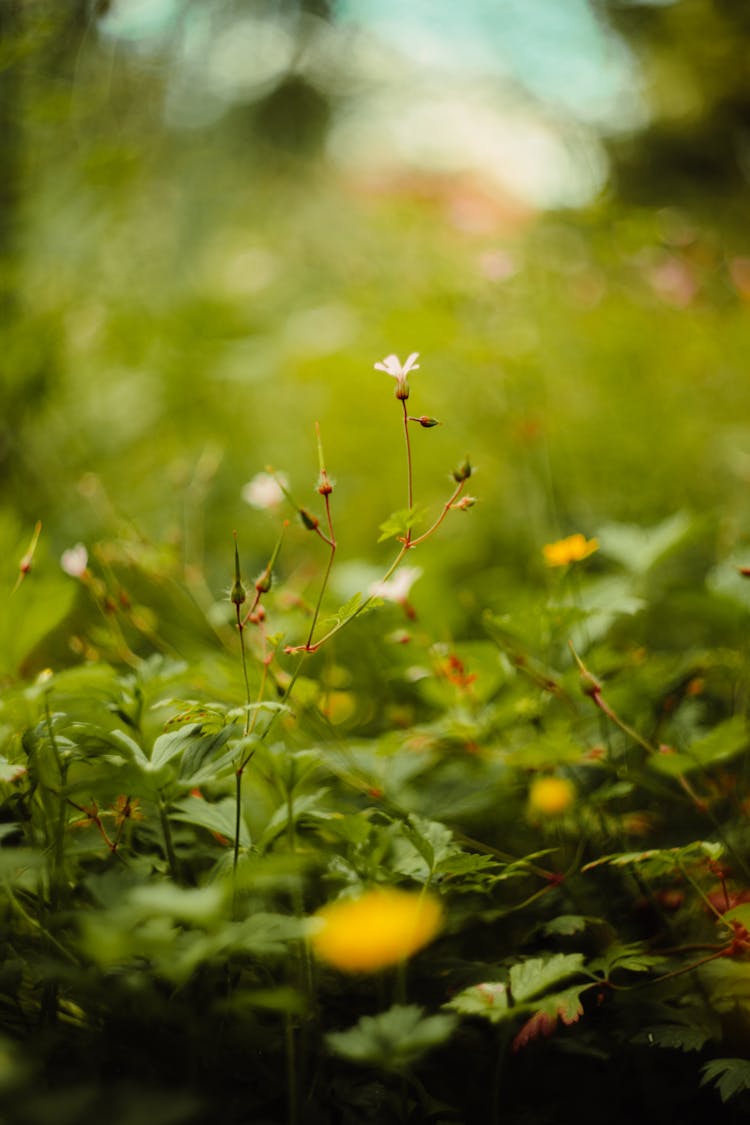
[
  {"xmin": 369, "ymin": 565, "xmax": 423, "ymax": 602},
  {"xmin": 402, "ymin": 352, "xmax": 420, "ymax": 374},
  {"xmin": 60, "ymin": 544, "xmax": 88, "ymax": 577},
  {"xmin": 375, "ymin": 354, "xmax": 401, "ymax": 375}
]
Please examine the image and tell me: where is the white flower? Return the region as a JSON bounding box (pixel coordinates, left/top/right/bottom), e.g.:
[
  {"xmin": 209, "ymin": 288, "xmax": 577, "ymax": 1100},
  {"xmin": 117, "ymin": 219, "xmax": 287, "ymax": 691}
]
[
  {"xmin": 369, "ymin": 565, "xmax": 423, "ymax": 603},
  {"xmin": 241, "ymin": 471, "xmax": 287, "ymax": 510},
  {"xmin": 374, "ymin": 352, "xmax": 420, "ymax": 399},
  {"xmin": 60, "ymin": 543, "xmax": 88, "ymax": 578}
]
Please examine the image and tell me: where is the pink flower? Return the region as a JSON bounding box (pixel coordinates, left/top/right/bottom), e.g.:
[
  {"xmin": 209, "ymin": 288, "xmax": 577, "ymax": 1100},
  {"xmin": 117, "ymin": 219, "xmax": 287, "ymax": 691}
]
[
  {"xmin": 369, "ymin": 565, "xmax": 422, "ymax": 604},
  {"xmin": 374, "ymin": 352, "xmax": 420, "ymax": 399},
  {"xmin": 241, "ymin": 471, "xmax": 288, "ymax": 510},
  {"xmin": 60, "ymin": 544, "xmax": 88, "ymax": 578}
]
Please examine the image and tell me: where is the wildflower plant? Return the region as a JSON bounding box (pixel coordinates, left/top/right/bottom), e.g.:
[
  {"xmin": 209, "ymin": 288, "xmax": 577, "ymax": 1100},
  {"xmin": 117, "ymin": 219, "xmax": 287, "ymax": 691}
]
[{"xmin": 3, "ymin": 361, "xmax": 750, "ymax": 1125}]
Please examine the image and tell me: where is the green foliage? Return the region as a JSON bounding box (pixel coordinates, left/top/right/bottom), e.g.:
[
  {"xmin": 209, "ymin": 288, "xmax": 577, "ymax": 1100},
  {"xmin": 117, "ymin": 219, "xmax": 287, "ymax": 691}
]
[
  {"xmin": 5, "ymin": 6, "xmax": 750, "ymax": 1120},
  {"xmin": 701, "ymin": 1059, "xmax": 750, "ymax": 1103},
  {"xmin": 377, "ymin": 507, "xmax": 427, "ymax": 544},
  {"xmin": 326, "ymin": 1005, "xmax": 458, "ymax": 1070}
]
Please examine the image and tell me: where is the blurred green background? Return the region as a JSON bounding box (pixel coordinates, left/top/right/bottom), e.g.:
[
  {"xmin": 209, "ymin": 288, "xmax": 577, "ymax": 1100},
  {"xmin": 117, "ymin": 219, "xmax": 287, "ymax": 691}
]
[{"xmin": 4, "ymin": 0, "xmax": 750, "ymax": 633}]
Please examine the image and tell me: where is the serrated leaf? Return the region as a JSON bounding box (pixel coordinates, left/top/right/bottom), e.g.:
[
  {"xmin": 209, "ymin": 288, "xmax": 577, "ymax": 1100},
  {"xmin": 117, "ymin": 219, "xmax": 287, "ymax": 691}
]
[
  {"xmin": 392, "ymin": 815, "xmax": 457, "ymax": 880},
  {"xmin": 509, "ymin": 953, "xmax": 586, "ymax": 1004},
  {"xmin": 542, "ymin": 915, "xmax": 598, "ymax": 937},
  {"xmin": 591, "ymin": 942, "xmax": 666, "ymax": 977},
  {"xmin": 583, "ymin": 840, "xmax": 724, "ymax": 875},
  {"xmin": 377, "ymin": 507, "xmax": 426, "ymax": 544},
  {"xmin": 512, "ymin": 984, "xmax": 587, "ymax": 1051},
  {"xmin": 445, "ymin": 982, "xmax": 510, "ymax": 1023},
  {"xmin": 434, "ymin": 853, "xmax": 501, "ymax": 877},
  {"xmin": 701, "ymin": 1058, "xmax": 750, "ymax": 1102},
  {"xmin": 316, "ymin": 593, "xmax": 367, "ymax": 636},
  {"xmin": 326, "ymin": 1004, "xmax": 457, "ymax": 1070}
]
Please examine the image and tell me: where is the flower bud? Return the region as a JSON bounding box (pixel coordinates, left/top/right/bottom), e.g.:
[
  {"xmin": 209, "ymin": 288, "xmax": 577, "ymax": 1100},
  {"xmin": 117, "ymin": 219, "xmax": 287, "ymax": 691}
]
[
  {"xmin": 231, "ymin": 534, "xmax": 247, "ymax": 605},
  {"xmin": 317, "ymin": 472, "xmax": 334, "ymax": 496},
  {"xmin": 299, "ymin": 508, "xmax": 320, "ymax": 531},
  {"xmin": 255, "ymin": 568, "xmax": 272, "ymax": 594},
  {"xmin": 409, "ymin": 415, "xmax": 440, "ymax": 428},
  {"xmin": 231, "ymin": 579, "xmax": 247, "ymax": 606},
  {"xmin": 452, "ymin": 457, "xmax": 472, "ymax": 482},
  {"xmin": 451, "ymin": 495, "xmax": 478, "ymax": 510}
]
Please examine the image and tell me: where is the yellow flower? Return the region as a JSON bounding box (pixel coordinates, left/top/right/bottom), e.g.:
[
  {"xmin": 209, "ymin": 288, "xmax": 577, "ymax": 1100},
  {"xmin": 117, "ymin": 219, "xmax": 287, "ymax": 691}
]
[
  {"xmin": 528, "ymin": 776, "xmax": 576, "ymax": 818},
  {"xmin": 542, "ymin": 533, "xmax": 598, "ymax": 567},
  {"xmin": 310, "ymin": 888, "xmax": 442, "ymax": 973}
]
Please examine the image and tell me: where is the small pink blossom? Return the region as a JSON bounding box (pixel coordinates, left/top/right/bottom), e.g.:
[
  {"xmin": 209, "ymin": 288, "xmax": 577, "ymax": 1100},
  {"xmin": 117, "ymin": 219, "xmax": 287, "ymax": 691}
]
[
  {"xmin": 374, "ymin": 352, "xmax": 420, "ymax": 399},
  {"xmin": 60, "ymin": 543, "xmax": 88, "ymax": 578},
  {"xmin": 241, "ymin": 471, "xmax": 288, "ymax": 510},
  {"xmin": 369, "ymin": 565, "xmax": 422, "ymax": 604}
]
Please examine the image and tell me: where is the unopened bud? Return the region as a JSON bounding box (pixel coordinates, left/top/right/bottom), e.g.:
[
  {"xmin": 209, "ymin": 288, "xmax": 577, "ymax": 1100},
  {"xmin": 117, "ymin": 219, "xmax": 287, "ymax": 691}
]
[
  {"xmin": 299, "ymin": 508, "xmax": 320, "ymax": 531},
  {"xmin": 317, "ymin": 472, "xmax": 334, "ymax": 496},
  {"xmin": 255, "ymin": 568, "xmax": 272, "ymax": 594},
  {"xmin": 451, "ymin": 495, "xmax": 478, "ymax": 510},
  {"xmin": 410, "ymin": 415, "xmax": 440, "ymax": 428},
  {"xmin": 231, "ymin": 579, "xmax": 247, "ymax": 606},
  {"xmin": 452, "ymin": 457, "xmax": 472, "ymax": 483},
  {"xmin": 231, "ymin": 533, "xmax": 247, "ymax": 605}
]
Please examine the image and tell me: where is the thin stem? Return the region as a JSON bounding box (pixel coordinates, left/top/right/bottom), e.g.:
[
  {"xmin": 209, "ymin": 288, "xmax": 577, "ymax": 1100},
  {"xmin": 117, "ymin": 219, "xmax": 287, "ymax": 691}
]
[
  {"xmin": 236, "ymin": 603, "xmax": 252, "ymax": 739},
  {"xmin": 44, "ymin": 692, "xmax": 67, "ymax": 911},
  {"xmin": 402, "ymin": 398, "xmax": 414, "ymax": 545},
  {"xmin": 233, "ymin": 768, "xmax": 243, "ymax": 877},
  {"xmin": 4, "ymin": 883, "xmax": 80, "ymax": 965},
  {"xmin": 409, "ymin": 479, "xmax": 466, "ymax": 546},
  {"xmin": 305, "ymin": 494, "xmax": 336, "ymax": 650},
  {"xmin": 158, "ymin": 799, "xmax": 179, "ymax": 881}
]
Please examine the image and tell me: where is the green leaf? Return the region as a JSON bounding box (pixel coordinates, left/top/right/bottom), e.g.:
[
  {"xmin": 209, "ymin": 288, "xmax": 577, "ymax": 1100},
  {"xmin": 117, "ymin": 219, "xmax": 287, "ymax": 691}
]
[
  {"xmin": 650, "ymin": 716, "xmax": 747, "ymax": 777},
  {"xmin": 377, "ymin": 507, "xmax": 426, "ymax": 544},
  {"xmin": 590, "ymin": 942, "xmax": 667, "ymax": 977},
  {"xmin": 256, "ymin": 788, "xmax": 330, "ymax": 850},
  {"xmin": 583, "ymin": 840, "xmax": 724, "ymax": 875},
  {"xmin": 701, "ymin": 1058, "xmax": 750, "ymax": 1102},
  {"xmin": 316, "ymin": 592, "xmax": 370, "ymax": 637},
  {"xmin": 509, "ymin": 953, "xmax": 586, "ymax": 1004},
  {"xmin": 541, "ymin": 915, "xmax": 599, "ymax": 937},
  {"xmin": 326, "ymin": 1005, "xmax": 457, "ymax": 1071},
  {"xmin": 445, "ymin": 982, "xmax": 510, "ymax": 1023},
  {"xmin": 512, "ymin": 984, "xmax": 588, "ymax": 1050},
  {"xmin": 434, "ymin": 853, "xmax": 502, "ymax": 878},
  {"xmin": 597, "ymin": 512, "xmax": 692, "ymax": 575},
  {"xmin": 392, "ymin": 815, "xmax": 457, "ymax": 880},
  {"xmin": 171, "ymin": 794, "xmax": 251, "ymax": 847}
]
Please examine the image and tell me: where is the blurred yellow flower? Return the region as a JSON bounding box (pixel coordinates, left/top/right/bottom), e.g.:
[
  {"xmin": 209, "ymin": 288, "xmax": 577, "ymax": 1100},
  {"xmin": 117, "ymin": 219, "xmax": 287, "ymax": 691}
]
[
  {"xmin": 528, "ymin": 776, "xmax": 576, "ymax": 818},
  {"xmin": 310, "ymin": 888, "xmax": 442, "ymax": 973},
  {"xmin": 543, "ymin": 533, "xmax": 598, "ymax": 567}
]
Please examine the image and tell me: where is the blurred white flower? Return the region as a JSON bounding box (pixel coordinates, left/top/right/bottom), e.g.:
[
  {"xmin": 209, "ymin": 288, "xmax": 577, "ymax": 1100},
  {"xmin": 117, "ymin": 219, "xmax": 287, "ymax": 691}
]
[
  {"xmin": 369, "ymin": 566, "xmax": 422, "ymax": 604},
  {"xmin": 374, "ymin": 352, "xmax": 419, "ymax": 398},
  {"xmin": 241, "ymin": 471, "xmax": 287, "ymax": 510},
  {"xmin": 60, "ymin": 543, "xmax": 88, "ymax": 578}
]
